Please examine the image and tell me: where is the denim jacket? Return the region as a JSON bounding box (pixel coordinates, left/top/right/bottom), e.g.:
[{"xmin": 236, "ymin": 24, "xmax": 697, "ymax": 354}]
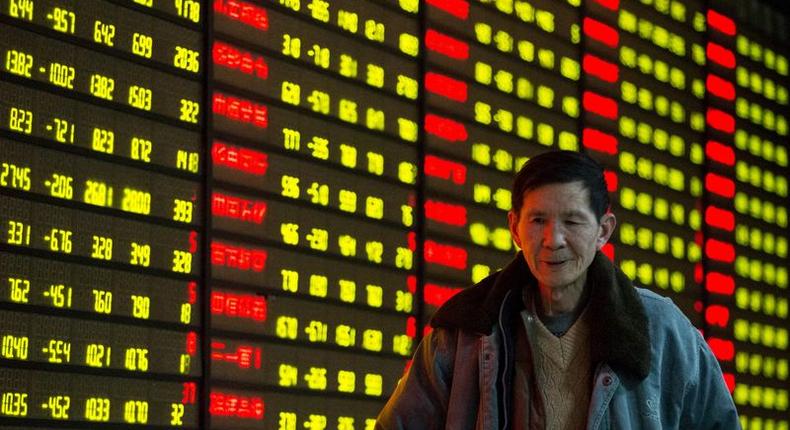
[{"xmin": 376, "ymin": 252, "xmax": 740, "ymax": 429}]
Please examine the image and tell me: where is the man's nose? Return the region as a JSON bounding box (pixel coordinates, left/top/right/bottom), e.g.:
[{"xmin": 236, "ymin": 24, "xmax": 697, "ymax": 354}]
[{"xmin": 543, "ymin": 221, "xmax": 566, "ymax": 249}]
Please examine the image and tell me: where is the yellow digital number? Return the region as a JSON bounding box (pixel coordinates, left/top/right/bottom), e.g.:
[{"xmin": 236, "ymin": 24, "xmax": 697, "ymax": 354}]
[
  {"xmin": 304, "ymin": 367, "xmax": 328, "ymax": 390},
  {"xmin": 0, "ymin": 163, "xmax": 31, "ymax": 191},
  {"xmin": 307, "ymin": 90, "xmax": 330, "ymax": 114},
  {"xmin": 174, "ymin": 46, "xmax": 200, "ymax": 73},
  {"xmin": 47, "ymin": 284, "xmax": 72, "ymax": 308},
  {"xmin": 6, "ymin": 220, "xmax": 30, "ymax": 246},
  {"xmin": 121, "ymin": 187, "xmax": 151, "ymax": 214},
  {"xmin": 170, "ymin": 403, "xmax": 184, "ymax": 426},
  {"xmin": 5, "ymin": 49, "xmax": 33, "ymax": 77},
  {"xmin": 280, "ymin": 0, "xmax": 300, "ymax": 11},
  {"xmin": 132, "ymin": 33, "xmax": 153, "ymax": 58},
  {"xmin": 172, "ymin": 250, "xmax": 192, "ymax": 273},
  {"xmin": 128, "ymin": 85, "xmax": 152, "ymax": 111},
  {"xmin": 281, "ymin": 81, "xmax": 301, "ymax": 105},
  {"xmin": 84, "ymin": 397, "xmax": 110, "ymax": 422},
  {"xmin": 365, "ymin": 373, "xmax": 383, "ymax": 396},
  {"xmin": 131, "ymin": 137, "xmax": 152, "ymax": 162},
  {"xmin": 282, "ymin": 34, "xmax": 301, "ymax": 59},
  {"xmin": 51, "ymin": 7, "xmax": 75, "ymax": 34},
  {"xmin": 335, "ymin": 323, "xmax": 356, "ymax": 346},
  {"xmin": 9, "ymin": 0, "xmax": 34, "ymax": 21},
  {"xmin": 305, "ymin": 320, "xmax": 328, "ymax": 342},
  {"xmin": 47, "ymin": 173, "xmax": 73, "ymax": 199},
  {"xmin": 91, "ymin": 235, "xmax": 113, "ymax": 260},
  {"xmin": 91, "ymin": 127, "xmax": 114, "ymax": 154},
  {"xmin": 276, "ymin": 316, "xmax": 299, "ymax": 339},
  {"xmin": 85, "ymin": 343, "xmax": 112, "ymax": 367},
  {"xmin": 92, "ymin": 289, "xmax": 112, "ymax": 314},
  {"xmin": 45, "ymin": 339, "xmax": 71, "ymax": 363},
  {"xmin": 395, "ymin": 290, "xmax": 413, "ymax": 312},
  {"xmin": 338, "ymin": 99, "xmax": 359, "ymax": 124},
  {"xmin": 280, "ymin": 222, "xmax": 299, "ymax": 245},
  {"xmin": 0, "ymin": 392, "xmax": 28, "ymax": 417},
  {"xmin": 53, "ymin": 118, "xmax": 75, "ymax": 143},
  {"xmin": 8, "ymin": 107, "xmax": 33, "ymax": 134},
  {"xmin": 307, "ymin": 182, "xmax": 329, "ymax": 206},
  {"xmin": 7, "ymin": 277, "xmax": 30, "ymax": 303},
  {"xmin": 124, "ymin": 347, "xmax": 149, "ymax": 371},
  {"xmin": 366, "ymin": 240, "xmax": 383, "ymax": 263},
  {"xmin": 364, "ymin": 19, "xmax": 385, "ymax": 43},
  {"xmin": 338, "ymin": 370, "xmax": 356, "ymax": 393},
  {"xmin": 278, "ymin": 364, "xmax": 299, "ymax": 388},
  {"xmin": 89, "ymin": 74, "xmax": 115, "ymax": 100},
  {"xmin": 1, "ymin": 335, "xmax": 28, "ymax": 360},
  {"xmin": 172, "ymin": 199, "xmax": 193, "ymax": 223},
  {"xmin": 366, "ymin": 63, "xmax": 384, "ymax": 88},
  {"xmin": 395, "ymin": 247, "xmax": 413, "ymax": 269},
  {"xmin": 281, "ymin": 269, "xmax": 299, "ymax": 292},
  {"xmin": 308, "ymin": 275, "xmax": 327, "ymax": 297},
  {"xmin": 176, "ymin": 149, "xmax": 199, "ymax": 172},
  {"xmin": 367, "ymin": 151, "xmax": 383, "ymax": 175},
  {"xmin": 93, "ymin": 20, "xmax": 116, "ymax": 46},
  {"xmin": 84, "ymin": 180, "xmax": 113, "ymax": 207},
  {"xmin": 180, "ymin": 303, "xmax": 192, "ymax": 324},
  {"xmin": 123, "ymin": 400, "xmax": 149, "ymax": 424},
  {"xmin": 339, "ymin": 54, "xmax": 357, "ymax": 78},
  {"xmin": 281, "ymin": 175, "xmax": 301, "ymax": 198},
  {"xmin": 46, "ymin": 396, "xmax": 70, "ymax": 420},
  {"xmin": 393, "ymin": 334, "xmax": 412, "ymax": 356},
  {"xmin": 309, "ymin": 44, "xmax": 330, "ymax": 68},
  {"xmin": 365, "ymin": 196, "xmax": 384, "ymax": 219},
  {"xmin": 179, "ymin": 99, "xmax": 199, "ymax": 123},
  {"xmin": 175, "ymin": 0, "xmax": 200, "ymax": 22},
  {"xmin": 130, "ymin": 242, "xmax": 151, "ymax": 267},
  {"xmin": 362, "ymin": 329, "xmax": 383, "ymax": 351},
  {"xmin": 131, "ymin": 295, "xmax": 150, "ymax": 319}
]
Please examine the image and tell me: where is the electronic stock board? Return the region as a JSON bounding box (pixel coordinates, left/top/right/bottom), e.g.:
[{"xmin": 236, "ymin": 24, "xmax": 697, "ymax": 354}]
[{"xmin": 0, "ymin": 0, "xmax": 788, "ymax": 428}]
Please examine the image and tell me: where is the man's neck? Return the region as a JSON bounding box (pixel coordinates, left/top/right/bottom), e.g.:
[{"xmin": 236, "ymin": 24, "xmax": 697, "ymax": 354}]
[{"xmin": 536, "ymin": 276, "xmax": 588, "ymax": 316}]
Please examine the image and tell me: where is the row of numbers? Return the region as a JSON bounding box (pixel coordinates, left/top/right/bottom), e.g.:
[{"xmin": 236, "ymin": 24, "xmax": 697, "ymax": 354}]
[
  {"xmin": 1, "ymin": 140, "xmax": 199, "ymax": 224},
  {"xmin": 4, "ymin": 0, "xmax": 202, "ymax": 74},
  {"xmin": 0, "ymin": 369, "xmax": 196, "ymax": 426},
  {"xmin": 1, "ymin": 25, "xmax": 201, "ymax": 125},
  {"xmin": 2, "ymin": 194, "xmax": 198, "ymax": 275}
]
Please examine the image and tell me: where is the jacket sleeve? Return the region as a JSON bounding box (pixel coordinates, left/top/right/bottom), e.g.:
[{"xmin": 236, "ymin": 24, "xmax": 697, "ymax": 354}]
[
  {"xmin": 680, "ymin": 332, "xmax": 741, "ymax": 429},
  {"xmin": 375, "ymin": 328, "xmax": 458, "ymax": 430}
]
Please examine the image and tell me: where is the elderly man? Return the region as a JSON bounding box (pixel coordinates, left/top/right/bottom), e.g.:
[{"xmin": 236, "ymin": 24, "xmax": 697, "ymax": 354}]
[{"xmin": 377, "ymin": 150, "xmax": 739, "ymax": 429}]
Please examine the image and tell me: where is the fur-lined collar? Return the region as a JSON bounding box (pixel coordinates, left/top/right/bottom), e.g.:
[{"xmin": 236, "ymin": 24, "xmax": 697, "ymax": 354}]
[{"xmin": 430, "ymin": 251, "xmax": 651, "ymax": 379}]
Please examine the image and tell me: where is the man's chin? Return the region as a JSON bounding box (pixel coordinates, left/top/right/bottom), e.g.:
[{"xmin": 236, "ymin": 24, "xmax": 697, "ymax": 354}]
[{"xmin": 536, "ymin": 273, "xmax": 580, "ymax": 291}]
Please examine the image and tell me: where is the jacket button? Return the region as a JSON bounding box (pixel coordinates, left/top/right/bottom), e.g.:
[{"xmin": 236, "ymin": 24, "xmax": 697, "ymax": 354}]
[{"xmin": 602, "ymin": 376, "xmax": 613, "ymax": 386}]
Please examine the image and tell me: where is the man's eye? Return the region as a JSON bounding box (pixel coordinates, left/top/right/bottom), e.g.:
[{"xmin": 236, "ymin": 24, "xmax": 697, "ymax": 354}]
[{"xmin": 530, "ymin": 218, "xmax": 544, "ymax": 224}]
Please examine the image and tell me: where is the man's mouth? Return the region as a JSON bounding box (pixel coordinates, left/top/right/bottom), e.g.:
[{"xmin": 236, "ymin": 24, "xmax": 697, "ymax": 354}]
[{"xmin": 543, "ymin": 260, "xmax": 567, "ymax": 267}]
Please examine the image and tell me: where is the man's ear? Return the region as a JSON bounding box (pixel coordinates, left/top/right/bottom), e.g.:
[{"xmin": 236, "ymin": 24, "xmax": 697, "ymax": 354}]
[
  {"xmin": 597, "ymin": 212, "xmax": 616, "ymax": 250},
  {"xmin": 508, "ymin": 211, "xmax": 522, "ymax": 249}
]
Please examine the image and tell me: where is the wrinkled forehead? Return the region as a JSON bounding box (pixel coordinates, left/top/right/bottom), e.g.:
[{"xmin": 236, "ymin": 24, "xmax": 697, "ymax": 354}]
[{"xmin": 519, "ymin": 181, "xmax": 594, "ymax": 215}]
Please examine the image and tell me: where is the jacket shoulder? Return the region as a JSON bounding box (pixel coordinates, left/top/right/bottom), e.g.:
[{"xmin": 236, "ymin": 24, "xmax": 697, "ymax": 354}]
[
  {"xmin": 634, "ymin": 287, "xmax": 697, "ymax": 334},
  {"xmin": 429, "ymin": 272, "xmax": 499, "ymax": 333},
  {"xmin": 634, "ymin": 288, "xmax": 692, "ymax": 326},
  {"xmin": 632, "ymin": 287, "xmax": 708, "ymax": 366}
]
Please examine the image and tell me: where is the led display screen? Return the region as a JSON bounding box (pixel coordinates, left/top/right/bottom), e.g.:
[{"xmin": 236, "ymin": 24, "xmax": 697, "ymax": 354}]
[{"xmin": 0, "ymin": 0, "xmax": 788, "ymax": 428}]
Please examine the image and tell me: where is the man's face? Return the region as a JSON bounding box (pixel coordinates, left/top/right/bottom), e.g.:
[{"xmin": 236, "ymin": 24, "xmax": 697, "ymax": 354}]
[{"xmin": 508, "ymin": 181, "xmax": 615, "ymax": 294}]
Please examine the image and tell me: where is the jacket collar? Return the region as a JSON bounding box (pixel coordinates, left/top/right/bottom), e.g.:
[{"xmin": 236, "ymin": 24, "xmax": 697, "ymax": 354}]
[{"xmin": 430, "ymin": 251, "xmax": 651, "ymax": 380}]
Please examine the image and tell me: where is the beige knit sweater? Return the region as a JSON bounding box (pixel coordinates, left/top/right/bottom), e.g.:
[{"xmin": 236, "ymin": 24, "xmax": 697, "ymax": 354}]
[
  {"xmin": 514, "ymin": 306, "xmax": 593, "ymax": 429},
  {"xmin": 535, "ymin": 305, "xmax": 593, "ymax": 429}
]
